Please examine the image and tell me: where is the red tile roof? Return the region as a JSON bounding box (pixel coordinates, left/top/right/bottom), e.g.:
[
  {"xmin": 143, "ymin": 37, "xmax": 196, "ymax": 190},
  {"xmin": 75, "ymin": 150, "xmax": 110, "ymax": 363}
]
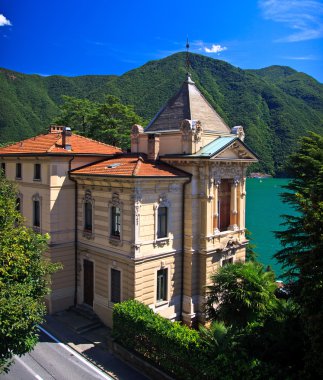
[
  {"xmin": 70, "ymin": 154, "xmax": 189, "ymax": 178},
  {"xmin": 0, "ymin": 133, "xmax": 122, "ymax": 155}
]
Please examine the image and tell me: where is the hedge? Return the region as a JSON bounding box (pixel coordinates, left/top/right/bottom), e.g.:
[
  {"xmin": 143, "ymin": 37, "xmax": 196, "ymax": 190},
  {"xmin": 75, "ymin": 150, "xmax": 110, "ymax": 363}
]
[{"xmin": 112, "ymin": 300, "xmax": 212, "ymax": 379}]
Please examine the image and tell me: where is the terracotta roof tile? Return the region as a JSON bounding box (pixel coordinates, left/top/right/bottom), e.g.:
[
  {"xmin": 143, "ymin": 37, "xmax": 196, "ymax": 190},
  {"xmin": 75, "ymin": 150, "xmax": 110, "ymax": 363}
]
[
  {"xmin": 0, "ymin": 133, "xmax": 121, "ymax": 155},
  {"xmin": 70, "ymin": 154, "xmax": 189, "ymax": 178}
]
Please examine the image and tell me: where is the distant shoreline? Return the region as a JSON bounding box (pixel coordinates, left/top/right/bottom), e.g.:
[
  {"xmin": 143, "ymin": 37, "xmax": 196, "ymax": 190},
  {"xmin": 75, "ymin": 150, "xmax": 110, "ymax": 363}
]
[{"xmin": 248, "ymin": 172, "xmax": 273, "ymax": 179}]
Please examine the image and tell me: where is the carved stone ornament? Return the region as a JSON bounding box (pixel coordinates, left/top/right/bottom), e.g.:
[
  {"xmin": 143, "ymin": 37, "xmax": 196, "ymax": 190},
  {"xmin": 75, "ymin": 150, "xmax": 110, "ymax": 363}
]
[
  {"xmin": 84, "ymin": 189, "xmax": 92, "ymax": 202},
  {"xmin": 158, "ymin": 193, "xmax": 171, "ymax": 207},
  {"xmin": 180, "ymin": 119, "xmax": 193, "ymax": 134},
  {"xmin": 169, "ymin": 183, "xmax": 180, "ymax": 193},
  {"xmin": 194, "ymin": 120, "xmax": 203, "ymax": 142},
  {"xmin": 111, "ymin": 192, "xmax": 120, "ymax": 206},
  {"xmin": 131, "ymin": 124, "xmax": 144, "ymax": 137}
]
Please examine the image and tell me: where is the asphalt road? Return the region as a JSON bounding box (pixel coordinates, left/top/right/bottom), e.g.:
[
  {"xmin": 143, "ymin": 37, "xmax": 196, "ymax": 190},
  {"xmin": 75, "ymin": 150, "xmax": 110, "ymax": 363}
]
[{"xmin": 0, "ymin": 328, "xmax": 114, "ymax": 380}]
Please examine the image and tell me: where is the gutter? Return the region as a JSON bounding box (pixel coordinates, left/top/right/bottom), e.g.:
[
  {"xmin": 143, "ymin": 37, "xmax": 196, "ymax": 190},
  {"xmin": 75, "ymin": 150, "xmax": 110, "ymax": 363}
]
[
  {"xmin": 180, "ymin": 175, "xmax": 192, "ymax": 322},
  {"xmin": 68, "ymin": 156, "xmax": 78, "ymax": 306}
]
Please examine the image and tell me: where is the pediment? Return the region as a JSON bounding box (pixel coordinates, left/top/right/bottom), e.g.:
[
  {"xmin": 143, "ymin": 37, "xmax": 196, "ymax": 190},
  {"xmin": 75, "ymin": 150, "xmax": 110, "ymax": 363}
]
[{"xmin": 211, "ymin": 140, "xmax": 258, "ymax": 161}]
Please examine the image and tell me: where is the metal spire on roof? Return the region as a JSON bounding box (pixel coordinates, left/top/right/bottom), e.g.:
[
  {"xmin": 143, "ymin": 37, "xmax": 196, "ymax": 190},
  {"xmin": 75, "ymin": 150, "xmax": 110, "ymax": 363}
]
[
  {"xmin": 185, "ymin": 37, "xmax": 194, "ymax": 83},
  {"xmin": 186, "ymin": 37, "xmax": 191, "ymax": 75}
]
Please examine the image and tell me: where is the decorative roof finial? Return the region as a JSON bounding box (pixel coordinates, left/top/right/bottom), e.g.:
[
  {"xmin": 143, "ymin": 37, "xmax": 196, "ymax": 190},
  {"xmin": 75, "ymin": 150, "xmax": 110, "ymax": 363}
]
[{"xmin": 186, "ymin": 37, "xmax": 191, "ymax": 75}]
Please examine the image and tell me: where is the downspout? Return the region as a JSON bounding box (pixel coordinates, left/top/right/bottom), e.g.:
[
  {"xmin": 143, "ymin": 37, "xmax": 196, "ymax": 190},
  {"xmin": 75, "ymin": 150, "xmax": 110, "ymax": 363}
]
[
  {"xmin": 68, "ymin": 156, "xmax": 78, "ymax": 306},
  {"xmin": 180, "ymin": 175, "xmax": 192, "ymax": 322}
]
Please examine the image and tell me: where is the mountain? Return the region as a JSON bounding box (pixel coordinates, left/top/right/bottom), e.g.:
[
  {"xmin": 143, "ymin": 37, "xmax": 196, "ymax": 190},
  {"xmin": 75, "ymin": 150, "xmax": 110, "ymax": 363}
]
[{"xmin": 1, "ymin": 53, "xmax": 322, "ymax": 175}]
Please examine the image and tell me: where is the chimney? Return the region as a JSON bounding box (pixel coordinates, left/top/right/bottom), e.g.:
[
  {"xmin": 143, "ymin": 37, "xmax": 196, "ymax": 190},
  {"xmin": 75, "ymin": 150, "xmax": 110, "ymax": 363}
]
[
  {"xmin": 49, "ymin": 125, "xmax": 64, "ymax": 134},
  {"xmin": 131, "ymin": 124, "xmax": 144, "ymax": 153},
  {"xmin": 148, "ymin": 134, "xmax": 160, "ymax": 160},
  {"xmin": 62, "ymin": 126, "xmax": 72, "ymax": 150}
]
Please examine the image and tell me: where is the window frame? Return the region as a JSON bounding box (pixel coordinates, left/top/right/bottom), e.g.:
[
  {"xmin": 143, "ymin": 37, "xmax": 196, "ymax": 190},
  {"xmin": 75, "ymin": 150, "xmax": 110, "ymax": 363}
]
[
  {"xmin": 111, "ymin": 206, "xmax": 121, "ymax": 238},
  {"xmin": 110, "ymin": 268, "xmax": 121, "ymax": 304},
  {"xmin": 82, "ymin": 190, "xmax": 94, "ymax": 238},
  {"xmin": 16, "ymin": 163, "xmax": 22, "ymax": 179},
  {"xmin": 154, "ymin": 194, "xmax": 171, "ymax": 244},
  {"xmin": 32, "ymin": 193, "xmax": 41, "ymax": 231},
  {"xmin": 156, "ymin": 268, "xmax": 168, "ymax": 303},
  {"xmin": 157, "ymin": 206, "xmax": 168, "ymax": 239},
  {"xmin": 34, "ymin": 163, "xmax": 41, "ymax": 181},
  {"xmin": 108, "ymin": 193, "xmax": 123, "ymax": 244}
]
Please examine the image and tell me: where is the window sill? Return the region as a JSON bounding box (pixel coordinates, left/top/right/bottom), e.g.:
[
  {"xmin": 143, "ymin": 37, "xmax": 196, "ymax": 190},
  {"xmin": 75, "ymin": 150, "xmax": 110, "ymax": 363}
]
[
  {"xmin": 109, "ymin": 236, "xmax": 122, "ymax": 246},
  {"xmin": 83, "ymin": 229, "xmax": 94, "ymax": 240},
  {"xmin": 33, "ymin": 226, "xmax": 41, "ymax": 233},
  {"xmin": 33, "ymin": 178, "xmax": 41, "ymax": 182},
  {"xmin": 15, "ymin": 177, "xmax": 22, "ymax": 180},
  {"xmin": 155, "ymin": 300, "xmax": 169, "ymax": 308},
  {"xmin": 153, "ymin": 237, "xmax": 170, "ymax": 247}
]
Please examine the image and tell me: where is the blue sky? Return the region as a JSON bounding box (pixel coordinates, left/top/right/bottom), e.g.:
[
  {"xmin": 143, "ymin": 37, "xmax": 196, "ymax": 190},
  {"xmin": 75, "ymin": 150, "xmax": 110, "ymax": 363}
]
[{"xmin": 1, "ymin": 0, "xmax": 323, "ymax": 81}]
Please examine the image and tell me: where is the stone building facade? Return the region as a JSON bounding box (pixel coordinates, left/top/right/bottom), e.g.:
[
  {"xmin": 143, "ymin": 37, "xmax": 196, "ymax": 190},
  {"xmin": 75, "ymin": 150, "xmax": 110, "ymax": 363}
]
[{"xmin": 0, "ymin": 74, "xmax": 257, "ymax": 327}]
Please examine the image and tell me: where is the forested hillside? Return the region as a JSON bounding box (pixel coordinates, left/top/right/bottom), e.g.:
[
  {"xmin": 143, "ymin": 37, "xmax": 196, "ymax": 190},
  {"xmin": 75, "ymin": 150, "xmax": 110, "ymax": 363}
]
[{"xmin": 1, "ymin": 53, "xmax": 322, "ymax": 175}]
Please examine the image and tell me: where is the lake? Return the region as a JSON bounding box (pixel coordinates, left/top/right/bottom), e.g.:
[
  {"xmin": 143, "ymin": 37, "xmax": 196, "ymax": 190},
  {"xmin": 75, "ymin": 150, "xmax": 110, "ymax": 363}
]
[{"xmin": 246, "ymin": 178, "xmax": 296, "ymax": 277}]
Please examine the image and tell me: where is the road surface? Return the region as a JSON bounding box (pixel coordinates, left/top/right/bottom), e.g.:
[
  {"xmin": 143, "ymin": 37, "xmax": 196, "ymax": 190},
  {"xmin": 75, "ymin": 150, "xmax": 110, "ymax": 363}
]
[{"xmin": 0, "ymin": 327, "xmax": 114, "ymax": 380}]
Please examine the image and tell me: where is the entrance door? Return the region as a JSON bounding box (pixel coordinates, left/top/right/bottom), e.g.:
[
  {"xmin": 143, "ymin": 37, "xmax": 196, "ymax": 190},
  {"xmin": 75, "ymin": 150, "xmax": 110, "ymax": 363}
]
[{"xmin": 83, "ymin": 259, "xmax": 94, "ymax": 307}]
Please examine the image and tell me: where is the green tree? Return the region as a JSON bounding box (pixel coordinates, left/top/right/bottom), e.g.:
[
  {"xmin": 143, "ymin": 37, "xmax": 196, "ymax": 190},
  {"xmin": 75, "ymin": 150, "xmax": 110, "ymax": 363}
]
[
  {"xmin": 53, "ymin": 95, "xmax": 97, "ymax": 136},
  {"xmin": 90, "ymin": 95, "xmax": 143, "ymax": 150},
  {"xmin": 245, "ymin": 229, "xmax": 257, "ymax": 262},
  {"xmin": 274, "ymin": 131, "xmax": 323, "ymax": 377},
  {"xmin": 0, "ymin": 174, "xmax": 60, "ymax": 373},
  {"xmin": 54, "ymin": 95, "xmax": 143, "ymax": 150},
  {"xmin": 205, "ymin": 262, "xmax": 278, "ymax": 328}
]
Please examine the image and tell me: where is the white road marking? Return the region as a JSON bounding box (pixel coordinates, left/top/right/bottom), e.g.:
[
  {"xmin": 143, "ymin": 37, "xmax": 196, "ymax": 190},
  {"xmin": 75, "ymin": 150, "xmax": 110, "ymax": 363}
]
[
  {"xmin": 37, "ymin": 325, "xmax": 114, "ymax": 380},
  {"xmin": 15, "ymin": 356, "xmax": 44, "ymax": 380}
]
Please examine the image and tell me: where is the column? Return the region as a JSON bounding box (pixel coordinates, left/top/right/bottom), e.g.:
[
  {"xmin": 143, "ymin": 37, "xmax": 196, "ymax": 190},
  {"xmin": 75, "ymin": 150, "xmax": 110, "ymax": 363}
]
[
  {"xmin": 213, "ymin": 178, "xmax": 220, "ymax": 233},
  {"xmin": 229, "ymin": 178, "xmax": 239, "ymax": 231}
]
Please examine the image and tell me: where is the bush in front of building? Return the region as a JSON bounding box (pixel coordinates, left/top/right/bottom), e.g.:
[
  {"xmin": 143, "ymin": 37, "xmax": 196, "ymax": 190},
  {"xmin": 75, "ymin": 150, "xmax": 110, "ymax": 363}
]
[{"xmin": 113, "ymin": 300, "xmax": 208, "ymax": 379}]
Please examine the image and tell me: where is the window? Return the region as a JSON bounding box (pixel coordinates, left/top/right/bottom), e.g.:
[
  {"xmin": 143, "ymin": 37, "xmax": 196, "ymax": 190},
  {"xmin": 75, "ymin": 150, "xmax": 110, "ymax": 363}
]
[
  {"xmin": 222, "ymin": 258, "xmax": 233, "ymax": 266},
  {"xmin": 111, "ymin": 206, "xmax": 121, "ymax": 238},
  {"xmin": 84, "ymin": 200, "xmax": 92, "ymax": 231},
  {"xmin": 157, "ymin": 268, "xmax": 168, "ymax": 302},
  {"xmin": 157, "ymin": 207, "xmax": 167, "ymax": 239},
  {"xmin": 1, "ymin": 163, "xmax": 5, "ymax": 175},
  {"xmin": 218, "ymin": 180, "xmax": 231, "ymax": 231},
  {"xmin": 34, "ymin": 163, "xmax": 41, "ymax": 180},
  {"xmin": 16, "ymin": 197, "xmax": 21, "ymax": 213},
  {"xmin": 16, "ymin": 163, "xmax": 22, "ymax": 179},
  {"xmin": 110, "ymin": 268, "xmax": 121, "ymax": 303},
  {"xmin": 33, "ymin": 200, "xmax": 40, "ymax": 227}
]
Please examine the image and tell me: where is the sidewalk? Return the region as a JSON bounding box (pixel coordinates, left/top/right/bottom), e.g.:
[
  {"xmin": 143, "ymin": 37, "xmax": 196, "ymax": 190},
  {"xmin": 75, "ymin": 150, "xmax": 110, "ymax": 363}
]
[{"xmin": 42, "ymin": 309, "xmax": 149, "ymax": 380}]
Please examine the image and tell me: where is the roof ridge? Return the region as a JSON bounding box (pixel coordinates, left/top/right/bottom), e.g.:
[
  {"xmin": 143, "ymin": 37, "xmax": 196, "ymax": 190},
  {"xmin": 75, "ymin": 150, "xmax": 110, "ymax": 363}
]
[
  {"xmin": 132, "ymin": 156, "xmax": 143, "ymax": 176},
  {"xmin": 73, "ymin": 133, "xmax": 122, "ymax": 151},
  {"xmin": 47, "ymin": 134, "xmax": 62, "ymax": 152}
]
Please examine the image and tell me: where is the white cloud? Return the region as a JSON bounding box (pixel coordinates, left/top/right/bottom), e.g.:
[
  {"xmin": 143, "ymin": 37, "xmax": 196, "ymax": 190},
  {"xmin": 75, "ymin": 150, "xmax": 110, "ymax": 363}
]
[
  {"xmin": 204, "ymin": 44, "xmax": 228, "ymax": 53},
  {"xmin": 284, "ymin": 55, "xmax": 317, "ymax": 60},
  {"xmin": 259, "ymin": 0, "xmax": 323, "ymax": 42},
  {"xmin": 0, "ymin": 14, "xmax": 12, "ymax": 27}
]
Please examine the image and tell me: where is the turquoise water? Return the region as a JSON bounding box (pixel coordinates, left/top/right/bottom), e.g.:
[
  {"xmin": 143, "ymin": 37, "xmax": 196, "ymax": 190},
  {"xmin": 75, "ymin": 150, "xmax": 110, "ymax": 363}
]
[{"xmin": 246, "ymin": 178, "xmax": 296, "ymax": 277}]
